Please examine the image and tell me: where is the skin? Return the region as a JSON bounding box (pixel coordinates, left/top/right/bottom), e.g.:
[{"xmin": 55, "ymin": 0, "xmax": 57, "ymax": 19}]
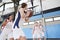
[
  {"xmin": 9, "ymin": 15, "xmax": 14, "ymax": 21},
  {"xmin": 9, "ymin": 38, "xmax": 14, "ymax": 40}
]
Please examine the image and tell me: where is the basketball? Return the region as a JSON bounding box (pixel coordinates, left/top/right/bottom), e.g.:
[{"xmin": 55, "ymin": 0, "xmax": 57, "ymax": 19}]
[{"xmin": 26, "ymin": 10, "xmax": 33, "ymax": 17}]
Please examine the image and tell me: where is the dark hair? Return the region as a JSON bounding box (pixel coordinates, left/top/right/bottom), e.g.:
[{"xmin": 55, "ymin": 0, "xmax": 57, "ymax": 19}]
[
  {"xmin": 7, "ymin": 17, "xmax": 9, "ymax": 20},
  {"xmin": 21, "ymin": 3, "xmax": 27, "ymax": 8}
]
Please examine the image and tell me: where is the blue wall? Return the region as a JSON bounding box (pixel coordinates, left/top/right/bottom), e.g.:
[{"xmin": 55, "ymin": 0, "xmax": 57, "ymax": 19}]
[
  {"xmin": 22, "ymin": 24, "xmax": 60, "ymax": 38},
  {"xmin": 45, "ymin": 24, "xmax": 60, "ymax": 38},
  {"xmin": 30, "ymin": 10, "xmax": 60, "ymax": 21},
  {"xmin": 44, "ymin": 10, "xmax": 60, "ymax": 18},
  {"xmin": 22, "ymin": 10, "xmax": 60, "ymax": 38}
]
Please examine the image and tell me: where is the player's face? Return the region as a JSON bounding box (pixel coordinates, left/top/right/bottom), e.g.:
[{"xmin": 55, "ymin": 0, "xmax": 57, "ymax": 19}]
[
  {"xmin": 24, "ymin": 6, "xmax": 27, "ymax": 10},
  {"xmin": 9, "ymin": 15, "xmax": 13, "ymax": 21},
  {"xmin": 35, "ymin": 22, "xmax": 38, "ymax": 26}
]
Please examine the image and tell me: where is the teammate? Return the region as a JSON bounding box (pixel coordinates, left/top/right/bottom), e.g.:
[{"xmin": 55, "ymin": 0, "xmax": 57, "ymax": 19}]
[
  {"xmin": 13, "ymin": 2, "xmax": 33, "ymax": 40},
  {"xmin": 33, "ymin": 22, "xmax": 43, "ymax": 40},
  {"xmin": 0, "ymin": 15, "xmax": 14, "ymax": 40},
  {"xmin": 39, "ymin": 22, "xmax": 44, "ymax": 37},
  {"xmin": 39, "ymin": 22, "xmax": 46, "ymax": 40},
  {"xmin": 13, "ymin": 3, "xmax": 28, "ymax": 40}
]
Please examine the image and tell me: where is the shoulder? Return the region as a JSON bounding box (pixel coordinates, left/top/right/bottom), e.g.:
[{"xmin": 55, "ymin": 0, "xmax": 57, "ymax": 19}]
[{"xmin": 19, "ymin": 8, "xmax": 23, "ymax": 12}]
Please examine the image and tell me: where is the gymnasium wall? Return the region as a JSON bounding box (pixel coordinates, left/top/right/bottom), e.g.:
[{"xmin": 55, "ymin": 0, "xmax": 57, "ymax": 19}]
[
  {"xmin": 30, "ymin": 10, "xmax": 60, "ymax": 21},
  {"xmin": 45, "ymin": 24, "xmax": 60, "ymax": 38},
  {"xmin": 22, "ymin": 24, "xmax": 60, "ymax": 38},
  {"xmin": 22, "ymin": 10, "xmax": 60, "ymax": 38}
]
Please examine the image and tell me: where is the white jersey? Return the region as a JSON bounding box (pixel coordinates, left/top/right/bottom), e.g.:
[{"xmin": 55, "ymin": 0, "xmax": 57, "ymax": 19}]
[
  {"xmin": 6, "ymin": 21, "xmax": 13, "ymax": 39},
  {"xmin": 34, "ymin": 26, "xmax": 41, "ymax": 33},
  {"xmin": 13, "ymin": 11, "xmax": 25, "ymax": 39},
  {"xmin": 5, "ymin": 21, "xmax": 13, "ymax": 29},
  {"xmin": 0, "ymin": 21, "xmax": 13, "ymax": 40},
  {"xmin": 33, "ymin": 25, "xmax": 44, "ymax": 38}
]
